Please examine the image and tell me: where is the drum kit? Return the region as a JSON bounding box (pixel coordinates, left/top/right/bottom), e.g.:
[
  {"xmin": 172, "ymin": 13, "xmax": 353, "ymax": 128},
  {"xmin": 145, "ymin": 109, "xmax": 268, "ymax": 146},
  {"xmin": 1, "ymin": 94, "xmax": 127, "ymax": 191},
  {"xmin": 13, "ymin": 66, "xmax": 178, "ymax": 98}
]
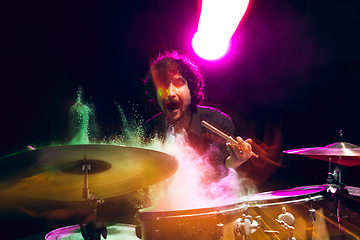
[{"xmin": 1, "ymin": 134, "xmax": 360, "ymax": 240}]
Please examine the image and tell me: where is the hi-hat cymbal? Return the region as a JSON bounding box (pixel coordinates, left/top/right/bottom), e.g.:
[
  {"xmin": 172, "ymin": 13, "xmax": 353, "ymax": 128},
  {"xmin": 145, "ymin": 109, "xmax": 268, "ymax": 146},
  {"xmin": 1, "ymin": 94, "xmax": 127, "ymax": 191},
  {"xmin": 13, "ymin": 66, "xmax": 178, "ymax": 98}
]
[
  {"xmin": 283, "ymin": 142, "xmax": 360, "ymax": 167},
  {"xmin": 0, "ymin": 145, "xmax": 178, "ymax": 201}
]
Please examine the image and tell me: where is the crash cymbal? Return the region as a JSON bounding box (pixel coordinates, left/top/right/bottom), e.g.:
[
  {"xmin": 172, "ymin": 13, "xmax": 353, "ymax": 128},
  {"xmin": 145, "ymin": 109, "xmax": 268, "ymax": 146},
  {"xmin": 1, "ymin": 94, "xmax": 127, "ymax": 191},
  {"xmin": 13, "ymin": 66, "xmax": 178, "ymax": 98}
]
[
  {"xmin": 283, "ymin": 142, "xmax": 360, "ymax": 167},
  {"xmin": 0, "ymin": 145, "xmax": 178, "ymax": 201}
]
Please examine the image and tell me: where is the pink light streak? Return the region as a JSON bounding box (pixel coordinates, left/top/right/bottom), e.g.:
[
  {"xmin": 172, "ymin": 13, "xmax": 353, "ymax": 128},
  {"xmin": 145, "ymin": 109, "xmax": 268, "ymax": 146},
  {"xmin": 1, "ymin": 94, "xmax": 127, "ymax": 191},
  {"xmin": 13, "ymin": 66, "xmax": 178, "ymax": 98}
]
[{"xmin": 192, "ymin": 0, "xmax": 250, "ymax": 60}]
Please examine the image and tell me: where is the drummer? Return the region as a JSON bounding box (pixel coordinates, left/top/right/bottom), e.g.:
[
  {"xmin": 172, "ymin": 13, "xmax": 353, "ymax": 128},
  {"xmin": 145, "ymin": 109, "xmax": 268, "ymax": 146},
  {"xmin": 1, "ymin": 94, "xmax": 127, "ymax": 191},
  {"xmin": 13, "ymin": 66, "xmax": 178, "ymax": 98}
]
[{"xmin": 142, "ymin": 50, "xmax": 253, "ymax": 179}]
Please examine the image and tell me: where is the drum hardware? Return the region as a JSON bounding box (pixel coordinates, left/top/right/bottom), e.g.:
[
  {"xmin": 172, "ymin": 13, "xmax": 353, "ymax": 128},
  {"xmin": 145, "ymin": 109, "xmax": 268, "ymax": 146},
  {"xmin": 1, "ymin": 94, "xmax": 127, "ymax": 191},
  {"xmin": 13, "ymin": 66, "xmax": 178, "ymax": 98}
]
[
  {"xmin": 263, "ymin": 230, "xmax": 280, "ymax": 240},
  {"xmin": 244, "ymin": 210, "xmax": 283, "ymax": 240},
  {"xmin": 136, "ymin": 202, "xmax": 250, "ymax": 240},
  {"xmin": 135, "ymin": 224, "xmax": 142, "ymax": 239},
  {"xmin": 304, "ymin": 199, "xmax": 318, "ymax": 226},
  {"xmin": 275, "ymin": 207, "xmax": 296, "ymax": 240},
  {"xmin": 307, "ymin": 207, "xmax": 316, "ymax": 225},
  {"xmin": 242, "ymin": 186, "xmax": 328, "ymax": 239},
  {"xmin": 79, "ymin": 163, "xmax": 107, "ymax": 240},
  {"xmin": 216, "ymin": 223, "xmax": 224, "ymax": 239},
  {"xmin": 135, "ymin": 218, "xmax": 162, "ymax": 240},
  {"xmin": 331, "ymin": 186, "xmax": 351, "ymax": 240},
  {"xmin": 283, "ymin": 131, "xmax": 360, "ymax": 240},
  {"xmin": 247, "ymin": 194, "xmax": 324, "ymax": 209},
  {"xmin": 275, "ymin": 219, "xmax": 295, "ymax": 240},
  {"xmin": 153, "ymin": 229, "xmax": 160, "ymax": 240},
  {"xmin": 251, "ymin": 204, "xmax": 318, "ymax": 239},
  {"xmin": 278, "ymin": 207, "xmax": 295, "ymax": 226},
  {"xmin": 254, "ymin": 215, "xmax": 263, "ymax": 227},
  {"xmin": 79, "ymin": 220, "xmax": 107, "ymax": 240},
  {"xmin": 234, "ymin": 214, "xmax": 259, "ymax": 239}
]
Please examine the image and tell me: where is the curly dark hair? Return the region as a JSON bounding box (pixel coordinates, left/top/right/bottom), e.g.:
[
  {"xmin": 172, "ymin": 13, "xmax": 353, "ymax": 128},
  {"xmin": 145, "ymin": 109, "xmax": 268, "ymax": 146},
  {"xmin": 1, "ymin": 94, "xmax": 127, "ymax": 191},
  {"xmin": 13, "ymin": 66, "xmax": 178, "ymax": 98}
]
[{"xmin": 144, "ymin": 50, "xmax": 204, "ymax": 110}]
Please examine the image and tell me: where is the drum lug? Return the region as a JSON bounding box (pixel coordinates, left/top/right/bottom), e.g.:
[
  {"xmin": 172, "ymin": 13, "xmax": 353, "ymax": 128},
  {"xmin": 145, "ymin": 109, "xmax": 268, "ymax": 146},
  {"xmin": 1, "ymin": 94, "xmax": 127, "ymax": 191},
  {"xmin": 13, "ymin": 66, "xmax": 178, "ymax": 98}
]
[
  {"xmin": 154, "ymin": 229, "xmax": 161, "ymax": 240},
  {"xmin": 234, "ymin": 214, "xmax": 259, "ymax": 238},
  {"xmin": 277, "ymin": 206, "xmax": 295, "ymax": 226},
  {"xmin": 217, "ymin": 223, "xmax": 224, "ymax": 239},
  {"xmin": 134, "ymin": 224, "xmax": 160, "ymax": 240},
  {"xmin": 276, "ymin": 207, "xmax": 296, "ymax": 240},
  {"xmin": 135, "ymin": 225, "xmax": 142, "ymax": 239},
  {"xmin": 308, "ymin": 208, "xmax": 317, "ymax": 225}
]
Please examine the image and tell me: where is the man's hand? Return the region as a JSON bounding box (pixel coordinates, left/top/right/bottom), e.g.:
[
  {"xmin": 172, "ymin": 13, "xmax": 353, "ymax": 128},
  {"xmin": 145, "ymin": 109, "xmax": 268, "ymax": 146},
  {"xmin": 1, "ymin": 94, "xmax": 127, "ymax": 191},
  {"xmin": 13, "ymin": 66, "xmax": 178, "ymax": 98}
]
[{"xmin": 225, "ymin": 137, "xmax": 253, "ymax": 169}]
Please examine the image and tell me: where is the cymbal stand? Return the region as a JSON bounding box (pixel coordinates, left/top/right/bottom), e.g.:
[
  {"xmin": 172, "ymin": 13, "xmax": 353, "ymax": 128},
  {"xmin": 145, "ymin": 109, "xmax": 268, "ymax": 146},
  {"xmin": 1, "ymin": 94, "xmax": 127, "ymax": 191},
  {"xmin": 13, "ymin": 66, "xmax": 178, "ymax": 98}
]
[
  {"xmin": 80, "ymin": 163, "xmax": 107, "ymax": 240},
  {"xmin": 334, "ymin": 157, "xmax": 343, "ymax": 240},
  {"xmin": 326, "ymin": 157, "xmax": 333, "ymax": 184},
  {"xmin": 328, "ymin": 156, "xmax": 350, "ymax": 240}
]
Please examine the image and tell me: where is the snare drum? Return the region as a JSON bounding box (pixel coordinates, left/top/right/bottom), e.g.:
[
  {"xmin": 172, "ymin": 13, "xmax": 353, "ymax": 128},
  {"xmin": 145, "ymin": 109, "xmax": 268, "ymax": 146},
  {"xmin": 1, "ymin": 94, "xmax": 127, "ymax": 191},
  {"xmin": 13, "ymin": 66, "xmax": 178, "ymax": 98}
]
[
  {"xmin": 137, "ymin": 201, "xmax": 249, "ymax": 240},
  {"xmin": 137, "ymin": 185, "xmax": 360, "ymax": 240},
  {"xmin": 241, "ymin": 185, "xmax": 329, "ymax": 240},
  {"xmin": 45, "ymin": 223, "xmax": 138, "ymax": 240}
]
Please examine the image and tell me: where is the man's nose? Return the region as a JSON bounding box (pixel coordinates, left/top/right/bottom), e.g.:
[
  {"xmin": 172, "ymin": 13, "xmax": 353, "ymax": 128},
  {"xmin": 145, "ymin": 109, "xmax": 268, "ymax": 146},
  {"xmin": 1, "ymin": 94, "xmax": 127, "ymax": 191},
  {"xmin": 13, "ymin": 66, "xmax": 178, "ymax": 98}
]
[{"xmin": 167, "ymin": 83, "xmax": 176, "ymax": 97}]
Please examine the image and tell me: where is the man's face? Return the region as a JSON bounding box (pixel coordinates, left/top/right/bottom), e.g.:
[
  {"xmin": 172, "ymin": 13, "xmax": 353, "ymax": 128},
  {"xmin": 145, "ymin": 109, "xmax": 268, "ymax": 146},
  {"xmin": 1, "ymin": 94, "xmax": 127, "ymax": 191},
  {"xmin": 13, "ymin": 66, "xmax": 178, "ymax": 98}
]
[{"xmin": 153, "ymin": 65, "xmax": 191, "ymax": 123}]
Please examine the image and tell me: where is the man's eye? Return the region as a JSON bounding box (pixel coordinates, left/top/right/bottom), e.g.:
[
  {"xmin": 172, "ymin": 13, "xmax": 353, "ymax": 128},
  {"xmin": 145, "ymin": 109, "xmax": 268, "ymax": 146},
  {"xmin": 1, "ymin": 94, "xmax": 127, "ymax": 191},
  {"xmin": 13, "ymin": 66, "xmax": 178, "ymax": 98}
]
[{"xmin": 173, "ymin": 79, "xmax": 186, "ymax": 87}]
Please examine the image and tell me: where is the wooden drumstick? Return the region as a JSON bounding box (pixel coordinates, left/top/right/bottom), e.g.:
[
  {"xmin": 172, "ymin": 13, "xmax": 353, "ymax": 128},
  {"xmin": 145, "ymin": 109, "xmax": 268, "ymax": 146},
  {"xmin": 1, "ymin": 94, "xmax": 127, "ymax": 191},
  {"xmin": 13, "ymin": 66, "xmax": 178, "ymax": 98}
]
[{"xmin": 201, "ymin": 120, "xmax": 259, "ymax": 158}]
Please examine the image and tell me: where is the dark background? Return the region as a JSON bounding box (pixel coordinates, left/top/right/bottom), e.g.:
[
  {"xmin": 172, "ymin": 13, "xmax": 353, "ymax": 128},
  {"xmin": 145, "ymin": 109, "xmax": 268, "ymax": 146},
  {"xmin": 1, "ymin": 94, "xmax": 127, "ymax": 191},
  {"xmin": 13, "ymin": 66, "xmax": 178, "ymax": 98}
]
[{"xmin": 1, "ymin": 0, "xmax": 360, "ymax": 239}]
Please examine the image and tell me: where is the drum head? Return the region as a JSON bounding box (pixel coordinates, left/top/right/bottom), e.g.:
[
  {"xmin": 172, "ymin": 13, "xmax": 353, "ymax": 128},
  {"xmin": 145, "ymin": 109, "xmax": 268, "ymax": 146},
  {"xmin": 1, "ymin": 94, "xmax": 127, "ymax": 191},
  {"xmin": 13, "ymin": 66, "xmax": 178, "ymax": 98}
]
[
  {"xmin": 45, "ymin": 223, "xmax": 137, "ymax": 240},
  {"xmin": 240, "ymin": 185, "xmax": 326, "ymax": 204}
]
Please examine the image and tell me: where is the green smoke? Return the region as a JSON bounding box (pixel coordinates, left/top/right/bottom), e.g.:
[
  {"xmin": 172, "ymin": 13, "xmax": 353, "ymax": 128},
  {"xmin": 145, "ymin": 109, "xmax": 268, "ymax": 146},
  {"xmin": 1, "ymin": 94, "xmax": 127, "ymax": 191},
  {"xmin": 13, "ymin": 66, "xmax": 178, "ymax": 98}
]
[{"xmin": 69, "ymin": 87, "xmax": 99, "ymax": 144}]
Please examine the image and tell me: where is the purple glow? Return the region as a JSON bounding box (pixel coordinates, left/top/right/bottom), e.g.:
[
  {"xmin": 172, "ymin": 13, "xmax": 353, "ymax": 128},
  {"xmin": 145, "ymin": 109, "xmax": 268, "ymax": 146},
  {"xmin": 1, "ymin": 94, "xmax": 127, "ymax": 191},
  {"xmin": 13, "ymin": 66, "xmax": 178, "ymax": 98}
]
[
  {"xmin": 45, "ymin": 225, "xmax": 78, "ymax": 240},
  {"xmin": 192, "ymin": 0, "xmax": 250, "ymax": 60}
]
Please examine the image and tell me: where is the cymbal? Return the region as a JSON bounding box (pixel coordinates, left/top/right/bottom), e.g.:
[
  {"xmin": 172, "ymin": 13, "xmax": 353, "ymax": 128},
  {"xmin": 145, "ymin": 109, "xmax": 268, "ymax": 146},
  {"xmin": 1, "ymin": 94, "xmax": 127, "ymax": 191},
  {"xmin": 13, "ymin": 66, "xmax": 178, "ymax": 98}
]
[
  {"xmin": 283, "ymin": 142, "xmax": 360, "ymax": 167},
  {"xmin": 0, "ymin": 145, "xmax": 178, "ymax": 201}
]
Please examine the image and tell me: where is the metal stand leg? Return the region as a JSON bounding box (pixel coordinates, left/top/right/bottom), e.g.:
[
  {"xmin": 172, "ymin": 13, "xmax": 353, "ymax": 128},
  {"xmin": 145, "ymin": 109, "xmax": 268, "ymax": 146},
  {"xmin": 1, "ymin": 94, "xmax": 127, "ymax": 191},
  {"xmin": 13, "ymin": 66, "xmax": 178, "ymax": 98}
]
[{"xmin": 80, "ymin": 163, "xmax": 107, "ymax": 240}]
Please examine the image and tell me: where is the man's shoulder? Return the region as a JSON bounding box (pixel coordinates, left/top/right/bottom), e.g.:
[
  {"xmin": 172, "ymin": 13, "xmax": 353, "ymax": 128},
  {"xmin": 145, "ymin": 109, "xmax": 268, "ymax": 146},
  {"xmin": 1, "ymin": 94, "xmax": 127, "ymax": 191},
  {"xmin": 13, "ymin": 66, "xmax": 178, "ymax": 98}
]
[
  {"xmin": 196, "ymin": 105, "xmax": 231, "ymax": 120},
  {"xmin": 195, "ymin": 105, "xmax": 234, "ymax": 134}
]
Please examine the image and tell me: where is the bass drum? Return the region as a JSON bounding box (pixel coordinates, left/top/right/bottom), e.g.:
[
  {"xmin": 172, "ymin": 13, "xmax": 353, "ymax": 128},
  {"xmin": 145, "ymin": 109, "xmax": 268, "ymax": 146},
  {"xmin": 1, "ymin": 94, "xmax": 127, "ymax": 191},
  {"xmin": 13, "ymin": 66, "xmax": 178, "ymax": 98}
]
[
  {"xmin": 241, "ymin": 185, "xmax": 330, "ymax": 240},
  {"xmin": 45, "ymin": 223, "xmax": 138, "ymax": 240},
  {"xmin": 137, "ymin": 200, "xmax": 249, "ymax": 240}
]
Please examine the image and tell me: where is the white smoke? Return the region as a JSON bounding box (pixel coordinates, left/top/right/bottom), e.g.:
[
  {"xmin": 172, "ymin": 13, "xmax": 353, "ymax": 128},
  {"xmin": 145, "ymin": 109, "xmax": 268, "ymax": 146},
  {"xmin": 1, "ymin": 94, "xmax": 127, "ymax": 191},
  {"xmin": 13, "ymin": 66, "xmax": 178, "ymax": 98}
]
[{"xmin": 135, "ymin": 131, "xmax": 258, "ymax": 211}]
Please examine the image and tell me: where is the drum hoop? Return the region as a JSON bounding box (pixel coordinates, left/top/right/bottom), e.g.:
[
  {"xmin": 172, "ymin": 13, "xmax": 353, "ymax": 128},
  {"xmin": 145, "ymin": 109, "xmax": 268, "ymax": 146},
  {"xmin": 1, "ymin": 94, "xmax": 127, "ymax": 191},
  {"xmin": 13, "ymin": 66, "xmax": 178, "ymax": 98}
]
[
  {"xmin": 45, "ymin": 223, "xmax": 136, "ymax": 239},
  {"xmin": 138, "ymin": 202, "xmax": 248, "ymax": 221},
  {"xmin": 241, "ymin": 186, "xmax": 326, "ymax": 205},
  {"xmin": 45, "ymin": 225, "xmax": 78, "ymax": 239},
  {"xmin": 250, "ymin": 194, "xmax": 324, "ymax": 208}
]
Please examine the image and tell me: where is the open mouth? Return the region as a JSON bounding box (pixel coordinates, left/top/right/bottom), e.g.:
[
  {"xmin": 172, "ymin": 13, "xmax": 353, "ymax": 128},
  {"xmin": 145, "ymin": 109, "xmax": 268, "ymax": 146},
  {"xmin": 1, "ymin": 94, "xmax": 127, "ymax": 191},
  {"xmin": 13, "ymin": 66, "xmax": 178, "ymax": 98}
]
[{"xmin": 165, "ymin": 101, "xmax": 180, "ymax": 112}]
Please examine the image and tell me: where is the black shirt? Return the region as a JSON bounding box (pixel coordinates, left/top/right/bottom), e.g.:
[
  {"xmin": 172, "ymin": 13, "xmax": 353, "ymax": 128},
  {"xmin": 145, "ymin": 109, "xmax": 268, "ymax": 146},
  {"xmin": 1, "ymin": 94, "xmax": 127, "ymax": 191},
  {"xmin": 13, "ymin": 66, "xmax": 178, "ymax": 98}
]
[{"xmin": 143, "ymin": 105, "xmax": 235, "ymax": 169}]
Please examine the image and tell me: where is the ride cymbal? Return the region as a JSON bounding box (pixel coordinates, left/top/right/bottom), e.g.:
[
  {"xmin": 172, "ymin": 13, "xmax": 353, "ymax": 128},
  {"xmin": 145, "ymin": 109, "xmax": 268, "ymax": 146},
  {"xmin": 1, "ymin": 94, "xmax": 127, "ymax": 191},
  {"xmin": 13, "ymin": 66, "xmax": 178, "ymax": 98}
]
[
  {"xmin": 0, "ymin": 145, "xmax": 178, "ymax": 201},
  {"xmin": 283, "ymin": 142, "xmax": 360, "ymax": 167}
]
